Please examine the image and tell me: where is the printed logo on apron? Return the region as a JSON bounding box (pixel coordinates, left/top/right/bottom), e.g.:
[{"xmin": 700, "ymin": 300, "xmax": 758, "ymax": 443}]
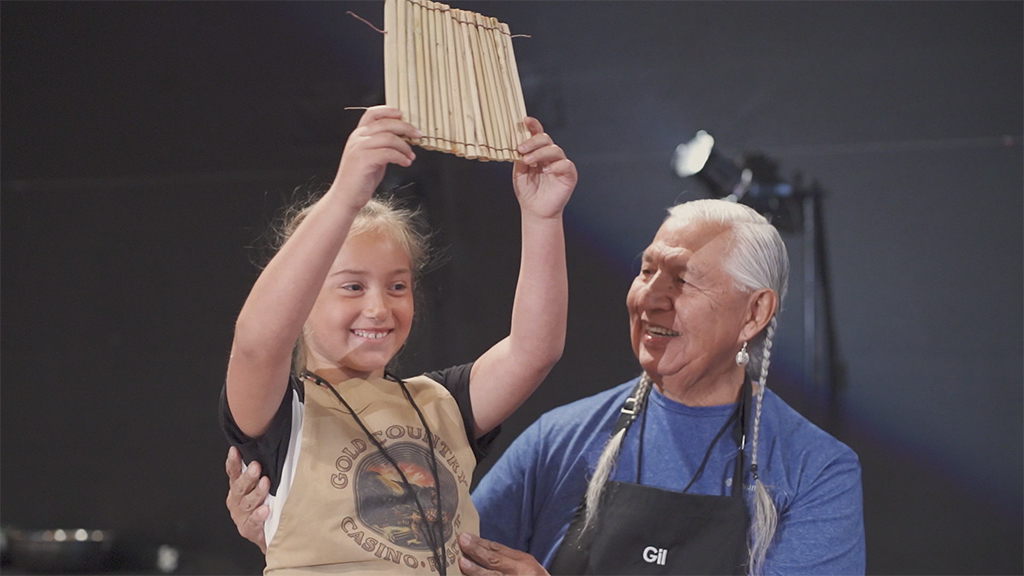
[
  {"xmin": 354, "ymin": 442, "xmax": 460, "ymax": 549},
  {"xmin": 329, "ymin": 431, "xmax": 470, "ymax": 571}
]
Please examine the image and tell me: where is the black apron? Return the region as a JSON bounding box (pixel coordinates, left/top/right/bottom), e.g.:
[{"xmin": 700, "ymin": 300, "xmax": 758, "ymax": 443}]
[{"xmin": 549, "ymin": 377, "xmax": 751, "ymax": 575}]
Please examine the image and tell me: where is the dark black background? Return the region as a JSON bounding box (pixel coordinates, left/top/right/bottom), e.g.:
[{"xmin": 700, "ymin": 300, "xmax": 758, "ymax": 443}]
[{"xmin": 3, "ymin": 2, "xmax": 1021, "ymax": 574}]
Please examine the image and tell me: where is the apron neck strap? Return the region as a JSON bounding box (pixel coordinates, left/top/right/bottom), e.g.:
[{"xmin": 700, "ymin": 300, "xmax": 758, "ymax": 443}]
[
  {"xmin": 612, "ymin": 374, "xmax": 752, "ymax": 497},
  {"xmin": 730, "ymin": 375, "xmax": 752, "ymax": 497}
]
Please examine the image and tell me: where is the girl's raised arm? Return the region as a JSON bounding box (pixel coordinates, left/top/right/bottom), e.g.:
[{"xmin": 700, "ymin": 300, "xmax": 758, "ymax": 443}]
[
  {"xmin": 225, "ymin": 107, "xmax": 419, "ymax": 437},
  {"xmin": 468, "ymin": 117, "xmax": 577, "ymax": 436}
]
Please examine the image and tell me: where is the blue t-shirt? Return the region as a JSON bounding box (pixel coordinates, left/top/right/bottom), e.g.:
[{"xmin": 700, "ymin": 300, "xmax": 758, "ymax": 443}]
[{"xmin": 472, "ymin": 377, "xmax": 865, "ymax": 575}]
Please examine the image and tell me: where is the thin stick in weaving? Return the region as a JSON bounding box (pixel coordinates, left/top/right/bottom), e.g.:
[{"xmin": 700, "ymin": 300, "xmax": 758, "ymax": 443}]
[
  {"xmin": 480, "ymin": 13, "xmax": 511, "ymax": 161},
  {"xmin": 500, "ymin": 22, "xmax": 531, "ymax": 146},
  {"xmin": 443, "ymin": 10, "xmax": 466, "ymax": 157},
  {"xmin": 426, "ymin": 2, "xmax": 442, "ymax": 150},
  {"xmin": 384, "ymin": 0, "xmax": 399, "ymax": 110},
  {"xmin": 418, "ymin": 0, "xmax": 432, "ymax": 149},
  {"xmin": 432, "ymin": 3, "xmax": 453, "ymax": 153},
  {"xmin": 489, "ymin": 16, "xmax": 516, "ymax": 161},
  {"xmin": 470, "ymin": 12, "xmax": 499, "ymax": 159},
  {"xmin": 404, "ymin": 0, "xmax": 420, "ymax": 146},
  {"xmin": 457, "ymin": 9, "xmax": 481, "ymax": 159},
  {"xmin": 413, "ymin": 1, "xmax": 429, "ymax": 149}
]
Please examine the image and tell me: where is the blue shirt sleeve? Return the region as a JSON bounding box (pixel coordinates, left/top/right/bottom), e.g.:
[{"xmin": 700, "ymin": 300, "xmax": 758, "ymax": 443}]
[
  {"xmin": 766, "ymin": 447, "xmax": 866, "ymax": 575},
  {"xmin": 473, "ymin": 419, "xmax": 541, "ymax": 551}
]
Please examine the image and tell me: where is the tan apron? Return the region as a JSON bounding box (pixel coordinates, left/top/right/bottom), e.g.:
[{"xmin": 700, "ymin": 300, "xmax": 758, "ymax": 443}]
[{"xmin": 265, "ymin": 375, "xmax": 480, "ymax": 575}]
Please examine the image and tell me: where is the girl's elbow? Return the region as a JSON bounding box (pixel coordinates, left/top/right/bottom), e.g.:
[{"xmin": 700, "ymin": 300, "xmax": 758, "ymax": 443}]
[
  {"xmin": 231, "ymin": 316, "xmax": 295, "ymax": 361},
  {"xmin": 231, "ymin": 314, "xmax": 262, "ymax": 350},
  {"xmin": 531, "ymin": 345, "xmax": 563, "ymax": 376},
  {"xmin": 546, "ymin": 343, "xmax": 565, "ymax": 367}
]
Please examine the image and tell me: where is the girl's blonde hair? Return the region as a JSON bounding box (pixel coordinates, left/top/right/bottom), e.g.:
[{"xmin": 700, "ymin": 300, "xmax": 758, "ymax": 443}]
[{"xmin": 270, "ymin": 193, "xmax": 431, "ymax": 377}]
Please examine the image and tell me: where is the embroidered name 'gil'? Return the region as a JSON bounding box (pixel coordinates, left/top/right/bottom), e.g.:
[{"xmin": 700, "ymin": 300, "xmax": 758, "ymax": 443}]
[{"xmin": 643, "ymin": 546, "xmax": 668, "ymax": 565}]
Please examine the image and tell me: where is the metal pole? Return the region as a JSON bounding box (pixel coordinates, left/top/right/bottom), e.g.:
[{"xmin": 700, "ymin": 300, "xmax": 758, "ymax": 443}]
[{"xmin": 802, "ymin": 193, "xmax": 817, "ymax": 403}]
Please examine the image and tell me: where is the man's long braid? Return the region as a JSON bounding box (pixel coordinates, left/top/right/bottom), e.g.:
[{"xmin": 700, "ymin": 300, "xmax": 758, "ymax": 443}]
[
  {"xmin": 580, "ymin": 374, "xmax": 653, "ymax": 536},
  {"xmin": 748, "ymin": 316, "xmax": 778, "ymax": 576}
]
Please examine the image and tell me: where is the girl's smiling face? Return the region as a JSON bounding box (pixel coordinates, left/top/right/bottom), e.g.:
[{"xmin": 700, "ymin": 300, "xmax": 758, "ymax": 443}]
[{"xmin": 303, "ymin": 228, "xmax": 414, "ymax": 380}]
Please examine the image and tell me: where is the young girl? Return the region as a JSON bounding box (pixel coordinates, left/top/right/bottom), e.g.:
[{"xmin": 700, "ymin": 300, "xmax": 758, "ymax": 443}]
[{"xmin": 221, "ymin": 106, "xmax": 576, "ymax": 574}]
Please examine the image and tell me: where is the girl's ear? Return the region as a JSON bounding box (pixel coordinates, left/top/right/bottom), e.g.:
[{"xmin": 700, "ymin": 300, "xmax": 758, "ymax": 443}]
[{"xmin": 738, "ymin": 288, "xmax": 777, "ymax": 344}]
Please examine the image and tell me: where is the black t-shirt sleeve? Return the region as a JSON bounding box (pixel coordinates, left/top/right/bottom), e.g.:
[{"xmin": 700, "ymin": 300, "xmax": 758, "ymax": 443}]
[
  {"xmin": 423, "ymin": 363, "xmax": 500, "ymax": 462},
  {"xmin": 219, "ymin": 378, "xmax": 298, "ymax": 494}
]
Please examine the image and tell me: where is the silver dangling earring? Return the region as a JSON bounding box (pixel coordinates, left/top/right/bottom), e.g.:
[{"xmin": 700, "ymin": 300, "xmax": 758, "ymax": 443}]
[{"xmin": 735, "ymin": 342, "xmax": 749, "ymax": 366}]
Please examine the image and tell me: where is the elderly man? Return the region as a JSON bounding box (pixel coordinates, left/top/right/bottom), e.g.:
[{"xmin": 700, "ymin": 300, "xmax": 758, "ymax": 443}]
[{"xmin": 228, "ymin": 199, "xmax": 865, "ymax": 575}]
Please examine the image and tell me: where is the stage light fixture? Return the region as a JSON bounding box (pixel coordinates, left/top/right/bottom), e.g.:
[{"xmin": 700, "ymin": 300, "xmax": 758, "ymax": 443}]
[
  {"xmin": 672, "ymin": 130, "xmax": 752, "ymax": 202},
  {"xmin": 673, "ymin": 130, "xmax": 801, "ymax": 232}
]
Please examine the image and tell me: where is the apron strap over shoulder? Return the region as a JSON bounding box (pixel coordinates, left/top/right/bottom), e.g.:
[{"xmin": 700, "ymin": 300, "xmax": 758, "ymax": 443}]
[{"xmin": 610, "ymin": 375, "xmax": 652, "ymax": 438}]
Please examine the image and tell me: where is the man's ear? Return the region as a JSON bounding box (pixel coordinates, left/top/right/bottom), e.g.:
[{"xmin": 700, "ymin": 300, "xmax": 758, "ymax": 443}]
[{"xmin": 738, "ymin": 288, "xmax": 777, "ymax": 343}]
